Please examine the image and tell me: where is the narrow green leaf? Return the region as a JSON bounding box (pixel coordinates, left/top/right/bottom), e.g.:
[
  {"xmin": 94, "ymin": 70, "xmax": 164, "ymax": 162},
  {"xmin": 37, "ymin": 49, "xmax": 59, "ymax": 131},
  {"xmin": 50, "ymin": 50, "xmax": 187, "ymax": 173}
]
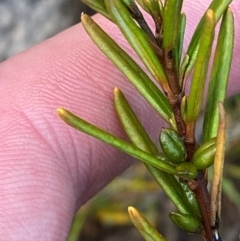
[
  {"xmin": 81, "ymin": 0, "xmax": 112, "ymax": 21},
  {"xmin": 175, "ymin": 13, "xmax": 186, "ymax": 75},
  {"xmin": 114, "ymin": 87, "xmax": 194, "ymax": 215},
  {"xmin": 128, "ymin": 206, "xmax": 167, "ymax": 241},
  {"xmin": 147, "ymin": 166, "xmax": 194, "ymax": 213},
  {"xmin": 185, "ymin": 10, "xmax": 215, "ymax": 123},
  {"xmin": 57, "ymin": 108, "xmax": 176, "ymax": 174},
  {"xmin": 203, "ymin": 8, "xmax": 234, "ymax": 141},
  {"xmin": 162, "ymin": 0, "xmax": 183, "ymax": 50},
  {"xmin": 114, "ymin": 87, "xmax": 157, "ymax": 154},
  {"xmin": 81, "ymin": 14, "xmax": 172, "ymax": 122},
  {"xmin": 181, "ymin": 0, "xmax": 233, "ymax": 78},
  {"xmin": 105, "ymin": 0, "xmax": 171, "ymax": 93}
]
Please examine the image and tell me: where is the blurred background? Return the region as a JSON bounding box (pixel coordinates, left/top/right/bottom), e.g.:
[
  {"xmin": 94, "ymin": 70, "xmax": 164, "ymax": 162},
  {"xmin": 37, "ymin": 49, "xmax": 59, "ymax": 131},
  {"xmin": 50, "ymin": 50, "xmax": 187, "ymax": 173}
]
[
  {"xmin": 1, "ymin": 1, "xmax": 240, "ymax": 241},
  {"xmin": 0, "ymin": 0, "xmax": 94, "ymax": 62}
]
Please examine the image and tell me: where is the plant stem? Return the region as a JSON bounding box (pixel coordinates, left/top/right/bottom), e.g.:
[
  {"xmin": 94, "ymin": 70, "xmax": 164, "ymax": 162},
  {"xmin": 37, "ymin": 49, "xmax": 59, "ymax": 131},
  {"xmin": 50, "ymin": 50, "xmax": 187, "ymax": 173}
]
[
  {"xmin": 169, "ymin": 96, "xmax": 186, "ymax": 137},
  {"xmin": 163, "ymin": 50, "xmax": 181, "ymax": 95},
  {"xmin": 189, "ymin": 174, "xmax": 213, "ymax": 241}
]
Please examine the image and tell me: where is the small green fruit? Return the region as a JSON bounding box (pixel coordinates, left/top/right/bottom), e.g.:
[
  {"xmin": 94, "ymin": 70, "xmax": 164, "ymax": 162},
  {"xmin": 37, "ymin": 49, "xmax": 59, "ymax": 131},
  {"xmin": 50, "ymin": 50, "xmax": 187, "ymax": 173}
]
[
  {"xmin": 159, "ymin": 128, "xmax": 186, "ymax": 164},
  {"xmin": 169, "ymin": 212, "xmax": 203, "ymax": 233},
  {"xmin": 192, "ymin": 137, "xmax": 216, "ymax": 170}
]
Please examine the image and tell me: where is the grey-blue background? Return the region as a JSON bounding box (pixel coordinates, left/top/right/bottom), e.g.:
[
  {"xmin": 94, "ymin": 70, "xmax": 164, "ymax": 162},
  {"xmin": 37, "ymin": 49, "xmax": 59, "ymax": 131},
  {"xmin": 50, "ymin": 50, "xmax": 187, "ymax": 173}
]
[{"xmin": 0, "ymin": 0, "xmax": 94, "ymax": 62}]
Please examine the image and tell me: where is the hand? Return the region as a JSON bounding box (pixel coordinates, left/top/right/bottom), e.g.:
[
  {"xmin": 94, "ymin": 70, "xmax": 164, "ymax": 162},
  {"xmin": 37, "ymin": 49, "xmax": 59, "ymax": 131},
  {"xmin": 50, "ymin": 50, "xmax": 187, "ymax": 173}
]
[{"xmin": 0, "ymin": 1, "xmax": 239, "ymax": 240}]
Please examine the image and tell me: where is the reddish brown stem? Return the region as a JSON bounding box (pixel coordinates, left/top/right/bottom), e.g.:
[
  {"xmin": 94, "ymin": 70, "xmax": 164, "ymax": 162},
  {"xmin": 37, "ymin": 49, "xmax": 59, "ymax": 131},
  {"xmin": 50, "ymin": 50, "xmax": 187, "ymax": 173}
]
[
  {"xmin": 188, "ymin": 174, "xmax": 213, "ymax": 241},
  {"xmin": 185, "ymin": 122, "xmax": 196, "ymax": 160},
  {"xmin": 162, "ymin": 48, "xmax": 187, "ymax": 138},
  {"xmin": 185, "ymin": 122, "xmax": 212, "ymax": 240},
  {"xmin": 164, "ymin": 49, "xmax": 181, "ymax": 95},
  {"xmin": 169, "ymin": 97, "xmax": 186, "ymax": 137}
]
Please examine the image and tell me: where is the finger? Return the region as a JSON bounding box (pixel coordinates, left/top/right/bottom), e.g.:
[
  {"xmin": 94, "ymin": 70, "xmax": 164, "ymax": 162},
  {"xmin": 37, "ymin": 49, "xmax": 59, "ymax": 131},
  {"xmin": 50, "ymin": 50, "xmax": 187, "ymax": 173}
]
[{"xmin": 0, "ymin": 14, "xmax": 163, "ymax": 240}]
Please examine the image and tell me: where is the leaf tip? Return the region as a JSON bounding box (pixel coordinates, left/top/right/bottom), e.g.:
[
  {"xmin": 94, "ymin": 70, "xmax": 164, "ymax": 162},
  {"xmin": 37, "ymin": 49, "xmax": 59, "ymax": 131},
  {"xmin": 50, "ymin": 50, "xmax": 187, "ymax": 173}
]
[
  {"xmin": 56, "ymin": 108, "xmax": 65, "ymax": 117},
  {"xmin": 206, "ymin": 9, "xmax": 215, "ymax": 23},
  {"xmin": 57, "ymin": 108, "xmax": 72, "ymax": 124},
  {"xmin": 81, "ymin": 13, "xmax": 91, "ymax": 25},
  {"xmin": 113, "ymin": 87, "xmax": 120, "ymax": 94},
  {"xmin": 128, "ymin": 206, "xmax": 136, "ymax": 217}
]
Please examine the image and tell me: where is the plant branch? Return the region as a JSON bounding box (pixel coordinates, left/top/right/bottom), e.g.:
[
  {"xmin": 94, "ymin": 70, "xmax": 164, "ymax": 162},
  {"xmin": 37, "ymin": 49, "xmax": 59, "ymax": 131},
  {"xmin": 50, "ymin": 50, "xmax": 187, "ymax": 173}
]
[{"xmin": 188, "ymin": 174, "xmax": 213, "ymax": 241}]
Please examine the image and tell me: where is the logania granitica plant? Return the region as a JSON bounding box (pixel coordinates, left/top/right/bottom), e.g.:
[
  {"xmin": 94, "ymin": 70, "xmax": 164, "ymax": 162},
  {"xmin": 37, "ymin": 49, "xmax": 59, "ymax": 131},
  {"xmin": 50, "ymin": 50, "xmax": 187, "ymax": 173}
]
[{"xmin": 57, "ymin": 0, "xmax": 235, "ymax": 240}]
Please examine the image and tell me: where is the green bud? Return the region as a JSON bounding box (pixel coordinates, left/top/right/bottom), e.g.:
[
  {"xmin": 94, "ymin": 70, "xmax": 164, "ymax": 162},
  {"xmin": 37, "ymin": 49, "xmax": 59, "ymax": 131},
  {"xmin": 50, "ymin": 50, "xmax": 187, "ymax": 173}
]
[
  {"xmin": 175, "ymin": 162, "xmax": 198, "ymax": 180},
  {"xmin": 192, "ymin": 137, "xmax": 216, "ymax": 170},
  {"xmin": 169, "ymin": 212, "xmax": 203, "ymax": 233},
  {"xmin": 159, "ymin": 128, "xmax": 186, "ymax": 164}
]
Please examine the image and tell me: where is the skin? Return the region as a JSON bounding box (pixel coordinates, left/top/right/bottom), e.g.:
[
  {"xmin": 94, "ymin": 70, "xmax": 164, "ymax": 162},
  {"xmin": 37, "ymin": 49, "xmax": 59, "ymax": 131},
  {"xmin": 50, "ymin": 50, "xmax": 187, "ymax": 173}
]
[{"xmin": 0, "ymin": 1, "xmax": 239, "ymax": 240}]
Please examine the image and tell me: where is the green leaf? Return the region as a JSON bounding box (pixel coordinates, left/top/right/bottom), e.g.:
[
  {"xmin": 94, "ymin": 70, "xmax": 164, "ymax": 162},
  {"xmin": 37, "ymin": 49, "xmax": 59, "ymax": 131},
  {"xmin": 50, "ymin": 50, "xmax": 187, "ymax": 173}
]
[
  {"xmin": 81, "ymin": 0, "xmax": 112, "ymax": 21},
  {"xmin": 114, "ymin": 87, "xmax": 157, "ymax": 154},
  {"xmin": 210, "ymin": 103, "xmax": 226, "ymax": 227},
  {"xmin": 162, "ymin": 0, "xmax": 183, "ymax": 50},
  {"xmin": 57, "ymin": 108, "xmax": 176, "ymax": 174},
  {"xmin": 174, "ymin": 13, "xmax": 186, "ymax": 75},
  {"xmin": 105, "ymin": 0, "xmax": 171, "ymax": 94},
  {"xmin": 203, "ymin": 7, "xmax": 234, "ymax": 141},
  {"xmin": 81, "ymin": 14, "xmax": 172, "ymax": 123},
  {"xmin": 185, "ymin": 10, "xmax": 215, "ymax": 124},
  {"xmin": 181, "ymin": 0, "xmax": 233, "ymax": 78},
  {"xmin": 114, "ymin": 88, "xmax": 193, "ymax": 215},
  {"xmin": 128, "ymin": 206, "xmax": 167, "ymax": 241}
]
